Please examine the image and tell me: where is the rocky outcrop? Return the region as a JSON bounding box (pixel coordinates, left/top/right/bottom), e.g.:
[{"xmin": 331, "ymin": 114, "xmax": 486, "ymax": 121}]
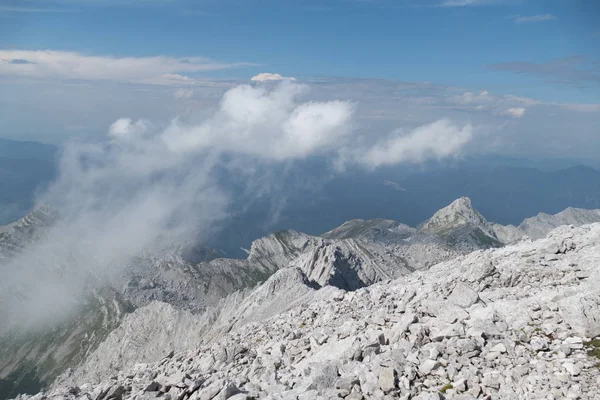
[
  {"xmin": 20, "ymin": 223, "xmax": 600, "ymax": 400},
  {"xmin": 419, "ymin": 197, "xmax": 495, "ymax": 237}
]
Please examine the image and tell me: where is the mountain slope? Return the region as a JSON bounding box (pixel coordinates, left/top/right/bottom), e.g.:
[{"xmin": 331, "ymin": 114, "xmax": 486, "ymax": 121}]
[
  {"xmin": 26, "ymin": 223, "xmax": 600, "ymax": 400},
  {"xmin": 4, "ymin": 198, "xmax": 600, "ymax": 399},
  {"xmin": 0, "ymin": 223, "xmax": 314, "ymax": 399}
]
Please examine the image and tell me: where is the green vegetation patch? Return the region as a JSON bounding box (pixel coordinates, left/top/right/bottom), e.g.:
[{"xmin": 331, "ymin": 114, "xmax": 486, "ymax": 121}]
[
  {"xmin": 440, "ymin": 383, "xmax": 454, "ymax": 393},
  {"xmin": 585, "ymin": 338, "xmax": 600, "ymax": 360}
]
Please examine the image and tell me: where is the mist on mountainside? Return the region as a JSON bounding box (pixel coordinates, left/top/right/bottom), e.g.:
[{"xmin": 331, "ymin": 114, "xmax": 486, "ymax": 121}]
[{"xmin": 0, "ymin": 80, "xmax": 478, "ymax": 334}]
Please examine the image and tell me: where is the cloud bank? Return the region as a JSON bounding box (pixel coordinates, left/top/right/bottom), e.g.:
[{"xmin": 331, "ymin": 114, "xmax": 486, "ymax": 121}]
[
  {"xmin": 162, "ymin": 81, "xmax": 473, "ymax": 166},
  {"xmin": 0, "ymin": 50, "xmax": 255, "ymax": 86}
]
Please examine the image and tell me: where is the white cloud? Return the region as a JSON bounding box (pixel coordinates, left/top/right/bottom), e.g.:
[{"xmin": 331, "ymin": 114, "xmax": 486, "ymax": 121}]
[
  {"xmin": 174, "ymin": 88, "xmax": 194, "ymax": 99},
  {"xmin": 0, "ymin": 49, "xmax": 255, "ymax": 86},
  {"xmin": 163, "ymin": 81, "xmax": 354, "ymax": 160},
  {"xmin": 514, "ymin": 14, "xmax": 556, "ymax": 23},
  {"xmin": 356, "ymin": 119, "xmax": 473, "ymax": 168},
  {"xmin": 108, "ymin": 118, "xmax": 152, "ymax": 139},
  {"xmin": 3, "ymin": 74, "xmax": 598, "ymax": 163},
  {"xmin": 505, "ymin": 107, "xmax": 526, "ymax": 118},
  {"xmin": 251, "ymin": 72, "xmax": 296, "ymax": 82}
]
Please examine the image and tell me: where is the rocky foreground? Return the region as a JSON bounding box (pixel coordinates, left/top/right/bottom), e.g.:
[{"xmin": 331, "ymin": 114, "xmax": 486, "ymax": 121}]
[
  {"xmin": 4, "ymin": 198, "xmax": 600, "ymax": 398},
  {"xmin": 15, "ymin": 222, "xmax": 600, "ymax": 400}
]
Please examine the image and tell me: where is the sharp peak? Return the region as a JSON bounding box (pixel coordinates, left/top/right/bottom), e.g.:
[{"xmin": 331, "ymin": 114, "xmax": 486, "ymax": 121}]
[
  {"xmin": 448, "ymin": 196, "xmax": 474, "ymax": 208},
  {"xmin": 432, "ymin": 197, "xmax": 480, "ymax": 216},
  {"xmin": 419, "ymin": 196, "xmax": 489, "ymax": 232}
]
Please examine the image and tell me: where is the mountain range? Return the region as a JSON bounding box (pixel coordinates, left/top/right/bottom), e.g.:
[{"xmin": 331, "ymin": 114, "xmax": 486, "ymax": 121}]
[
  {"xmin": 3, "ymin": 136, "xmax": 600, "ymax": 258},
  {"xmin": 2, "ymin": 197, "xmax": 600, "ymax": 399}
]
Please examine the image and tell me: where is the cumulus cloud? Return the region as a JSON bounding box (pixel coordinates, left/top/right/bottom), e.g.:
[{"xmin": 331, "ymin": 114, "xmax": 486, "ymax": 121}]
[
  {"xmin": 163, "ymin": 81, "xmax": 354, "ymax": 160},
  {"xmin": 355, "ymin": 119, "xmax": 473, "ymax": 168},
  {"xmin": 174, "ymin": 88, "xmax": 194, "ymax": 99},
  {"xmin": 514, "ymin": 14, "xmax": 556, "ymax": 24},
  {"xmin": 163, "ymin": 81, "xmax": 474, "ymax": 165},
  {"xmin": 251, "ymin": 72, "xmax": 296, "ymax": 82},
  {"xmin": 108, "ymin": 117, "xmax": 153, "ymax": 140},
  {"xmin": 0, "ymin": 50, "xmax": 255, "ymax": 86},
  {"xmin": 505, "ymin": 107, "xmax": 526, "ymax": 118}
]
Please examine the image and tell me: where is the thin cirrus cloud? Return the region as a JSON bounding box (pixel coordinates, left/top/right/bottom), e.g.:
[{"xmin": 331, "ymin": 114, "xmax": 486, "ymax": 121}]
[
  {"xmin": 514, "ymin": 14, "xmax": 556, "ymax": 24},
  {"xmin": 0, "ymin": 6, "xmax": 75, "ymax": 12},
  {"xmin": 440, "ymin": 0, "xmax": 497, "ymax": 7},
  {"xmin": 0, "ymin": 50, "xmax": 256, "ymax": 86},
  {"xmin": 489, "ymin": 56, "xmax": 600, "ymax": 87}
]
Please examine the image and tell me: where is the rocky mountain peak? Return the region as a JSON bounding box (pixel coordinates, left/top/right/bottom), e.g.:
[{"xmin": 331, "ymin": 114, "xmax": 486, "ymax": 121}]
[{"xmin": 419, "ymin": 197, "xmax": 489, "ymax": 233}]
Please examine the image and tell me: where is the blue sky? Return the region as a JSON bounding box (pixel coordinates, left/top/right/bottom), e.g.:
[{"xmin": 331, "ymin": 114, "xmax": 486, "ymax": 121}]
[
  {"xmin": 1, "ymin": 0, "xmax": 599, "ymax": 100},
  {"xmin": 0, "ymin": 0, "xmax": 599, "ymax": 161}
]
